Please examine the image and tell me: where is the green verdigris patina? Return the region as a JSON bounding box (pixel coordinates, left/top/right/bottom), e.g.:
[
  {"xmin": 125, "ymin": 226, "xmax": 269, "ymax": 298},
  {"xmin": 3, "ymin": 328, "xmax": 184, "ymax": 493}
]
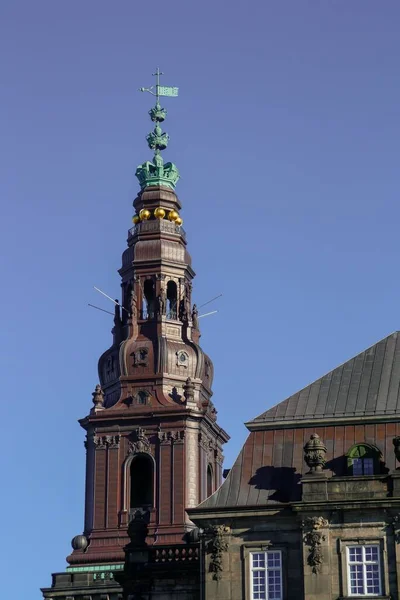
[{"xmin": 136, "ymin": 68, "xmax": 180, "ymax": 190}]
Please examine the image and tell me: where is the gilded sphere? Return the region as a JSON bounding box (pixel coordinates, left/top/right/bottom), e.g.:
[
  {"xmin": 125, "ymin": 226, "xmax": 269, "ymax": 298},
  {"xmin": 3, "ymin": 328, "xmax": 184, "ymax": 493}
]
[
  {"xmin": 168, "ymin": 210, "xmax": 179, "ymax": 222},
  {"xmin": 132, "ymin": 215, "xmax": 140, "ymax": 224},
  {"xmin": 154, "ymin": 207, "xmax": 166, "ymax": 219},
  {"xmin": 139, "ymin": 209, "xmax": 151, "ymax": 221},
  {"xmin": 175, "ymin": 217, "xmax": 183, "ymax": 226},
  {"xmin": 71, "ymin": 534, "xmax": 88, "ymax": 551}
]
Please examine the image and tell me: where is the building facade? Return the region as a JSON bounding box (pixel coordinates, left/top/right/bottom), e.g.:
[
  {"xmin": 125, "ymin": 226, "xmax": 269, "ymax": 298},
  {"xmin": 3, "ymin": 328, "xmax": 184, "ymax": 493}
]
[
  {"xmin": 190, "ymin": 330, "xmax": 400, "ymax": 600},
  {"xmin": 42, "ymin": 80, "xmax": 400, "ymax": 600}
]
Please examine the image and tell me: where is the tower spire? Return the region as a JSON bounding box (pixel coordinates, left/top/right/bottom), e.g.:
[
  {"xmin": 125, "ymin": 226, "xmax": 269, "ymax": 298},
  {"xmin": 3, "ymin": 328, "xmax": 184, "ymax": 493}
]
[{"xmin": 136, "ymin": 68, "xmax": 180, "ymax": 190}]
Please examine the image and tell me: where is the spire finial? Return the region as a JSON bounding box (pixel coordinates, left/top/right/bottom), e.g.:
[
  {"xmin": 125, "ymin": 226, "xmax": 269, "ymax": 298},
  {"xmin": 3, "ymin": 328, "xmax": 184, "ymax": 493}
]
[{"xmin": 136, "ymin": 68, "xmax": 180, "ymax": 190}]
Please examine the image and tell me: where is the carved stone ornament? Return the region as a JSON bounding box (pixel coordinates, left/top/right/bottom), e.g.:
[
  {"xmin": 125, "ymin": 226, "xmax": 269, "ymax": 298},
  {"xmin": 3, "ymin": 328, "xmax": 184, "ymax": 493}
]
[
  {"xmin": 132, "ymin": 348, "xmax": 149, "ymax": 367},
  {"xmin": 176, "ymin": 350, "xmax": 189, "ymax": 368},
  {"xmin": 303, "ymin": 517, "xmax": 328, "ymax": 574},
  {"xmin": 304, "ymin": 433, "xmax": 327, "ymax": 474},
  {"xmin": 393, "ymin": 436, "xmax": 400, "ymax": 463},
  {"xmin": 183, "ymin": 377, "xmax": 195, "ymax": 403},
  {"xmin": 199, "ymin": 432, "xmax": 210, "ymax": 452},
  {"xmin": 158, "ymin": 430, "xmax": 185, "ymax": 445},
  {"xmin": 206, "ymin": 525, "xmax": 231, "ymax": 581},
  {"xmin": 94, "ymin": 435, "xmax": 120, "ymax": 450},
  {"xmin": 128, "ymin": 428, "xmax": 152, "ymax": 455},
  {"xmin": 92, "ymin": 384, "xmax": 105, "ymax": 410}
]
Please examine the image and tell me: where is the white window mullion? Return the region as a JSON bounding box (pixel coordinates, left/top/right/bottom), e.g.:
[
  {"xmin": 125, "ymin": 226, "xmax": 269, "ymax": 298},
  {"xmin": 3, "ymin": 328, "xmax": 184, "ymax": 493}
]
[{"xmin": 362, "ymin": 546, "xmax": 367, "ymax": 596}]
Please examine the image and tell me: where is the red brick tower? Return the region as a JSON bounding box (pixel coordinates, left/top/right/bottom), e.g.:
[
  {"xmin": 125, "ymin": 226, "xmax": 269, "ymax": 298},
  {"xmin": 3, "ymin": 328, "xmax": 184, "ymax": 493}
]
[{"xmin": 42, "ymin": 72, "xmax": 228, "ymax": 600}]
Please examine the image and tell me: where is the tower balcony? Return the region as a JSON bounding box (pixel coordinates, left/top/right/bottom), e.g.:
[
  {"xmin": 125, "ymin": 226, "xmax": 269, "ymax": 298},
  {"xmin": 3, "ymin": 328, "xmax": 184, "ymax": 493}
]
[{"xmin": 129, "ymin": 219, "xmax": 186, "ymax": 241}]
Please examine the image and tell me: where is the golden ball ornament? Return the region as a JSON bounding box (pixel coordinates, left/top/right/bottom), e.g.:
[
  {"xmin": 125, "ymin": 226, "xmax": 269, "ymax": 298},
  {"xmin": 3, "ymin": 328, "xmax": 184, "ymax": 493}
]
[
  {"xmin": 175, "ymin": 217, "xmax": 183, "ymax": 226},
  {"xmin": 154, "ymin": 207, "xmax": 166, "ymax": 219},
  {"xmin": 132, "ymin": 215, "xmax": 140, "ymax": 224},
  {"xmin": 139, "ymin": 209, "xmax": 151, "ymax": 221},
  {"xmin": 168, "ymin": 210, "xmax": 179, "ymax": 222}
]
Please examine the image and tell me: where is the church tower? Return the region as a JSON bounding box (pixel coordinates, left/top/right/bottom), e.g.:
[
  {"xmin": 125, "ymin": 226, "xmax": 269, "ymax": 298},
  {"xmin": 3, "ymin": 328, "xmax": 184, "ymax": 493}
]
[{"xmin": 42, "ymin": 72, "xmax": 228, "ymax": 600}]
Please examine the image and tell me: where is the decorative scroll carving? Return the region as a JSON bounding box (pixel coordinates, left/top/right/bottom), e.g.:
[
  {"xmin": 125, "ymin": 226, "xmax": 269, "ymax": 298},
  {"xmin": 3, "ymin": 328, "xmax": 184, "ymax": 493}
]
[
  {"xmin": 128, "ymin": 428, "xmax": 152, "ymax": 455},
  {"xmin": 303, "ymin": 517, "xmax": 328, "ymax": 574},
  {"xmin": 158, "ymin": 430, "xmax": 185, "ymax": 445},
  {"xmin": 304, "ymin": 434, "xmax": 327, "ymax": 474},
  {"xmin": 206, "ymin": 525, "xmax": 231, "ymax": 581},
  {"xmin": 94, "ymin": 435, "xmax": 120, "ymax": 450},
  {"xmin": 215, "ymin": 449, "xmax": 224, "ymax": 465},
  {"xmin": 107, "ymin": 435, "xmax": 120, "ymax": 449},
  {"xmin": 199, "ymin": 432, "xmax": 210, "ymax": 452}
]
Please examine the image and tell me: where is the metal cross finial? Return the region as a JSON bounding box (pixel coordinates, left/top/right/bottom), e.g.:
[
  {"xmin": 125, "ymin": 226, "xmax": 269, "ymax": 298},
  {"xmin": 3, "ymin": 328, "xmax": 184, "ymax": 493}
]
[{"xmin": 152, "ymin": 67, "xmax": 164, "ymax": 102}]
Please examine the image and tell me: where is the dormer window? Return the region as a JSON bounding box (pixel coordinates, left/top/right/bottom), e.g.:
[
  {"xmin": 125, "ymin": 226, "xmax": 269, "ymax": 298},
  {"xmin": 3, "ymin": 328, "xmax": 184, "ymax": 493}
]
[{"xmin": 346, "ymin": 444, "xmax": 381, "ymax": 476}]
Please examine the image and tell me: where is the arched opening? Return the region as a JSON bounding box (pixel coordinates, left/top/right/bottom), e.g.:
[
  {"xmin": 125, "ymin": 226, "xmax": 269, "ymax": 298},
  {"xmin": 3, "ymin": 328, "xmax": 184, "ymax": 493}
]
[
  {"xmin": 167, "ymin": 280, "xmax": 177, "ymax": 319},
  {"xmin": 143, "ymin": 280, "xmax": 155, "ymax": 319},
  {"xmin": 346, "ymin": 443, "xmax": 382, "ymax": 476},
  {"xmin": 130, "ymin": 454, "xmax": 154, "ymax": 509},
  {"xmin": 207, "ymin": 464, "xmax": 213, "ymax": 497}
]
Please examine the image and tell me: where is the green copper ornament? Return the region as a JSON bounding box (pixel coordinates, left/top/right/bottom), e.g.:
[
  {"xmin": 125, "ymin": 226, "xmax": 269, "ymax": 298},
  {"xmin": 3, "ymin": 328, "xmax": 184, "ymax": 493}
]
[{"xmin": 136, "ymin": 68, "xmax": 180, "ymax": 190}]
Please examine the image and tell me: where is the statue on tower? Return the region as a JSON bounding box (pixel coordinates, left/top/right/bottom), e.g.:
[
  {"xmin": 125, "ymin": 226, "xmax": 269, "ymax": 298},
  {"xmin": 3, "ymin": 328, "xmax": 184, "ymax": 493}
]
[
  {"xmin": 157, "ymin": 287, "xmax": 166, "ymax": 316},
  {"xmin": 192, "ymin": 304, "xmax": 199, "ymax": 330}
]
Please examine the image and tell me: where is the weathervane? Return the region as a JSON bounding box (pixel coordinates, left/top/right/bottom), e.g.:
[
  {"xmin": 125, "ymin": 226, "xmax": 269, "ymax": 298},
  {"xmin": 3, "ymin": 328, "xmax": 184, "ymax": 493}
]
[
  {"xmin": 139, "ymin": 67, "xmax": 179, "ymax": 101},
  {"xmin": 135, "ymin": 68, "xmax": 180, "ymax": 190}
]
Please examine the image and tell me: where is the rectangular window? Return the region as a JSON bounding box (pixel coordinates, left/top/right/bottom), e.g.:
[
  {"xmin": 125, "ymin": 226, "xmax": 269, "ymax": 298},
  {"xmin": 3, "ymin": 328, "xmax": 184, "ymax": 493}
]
[
  {"xmin": 347, "ymin": 545, "xmax": 381, "ymax": 596},
  {"xmin": 250, "ymin": 551, "xmax": 282, "ymax": 600},
  {"xmin": 352, "ymin": 458, "xmax": 374, "ymax": 475}
]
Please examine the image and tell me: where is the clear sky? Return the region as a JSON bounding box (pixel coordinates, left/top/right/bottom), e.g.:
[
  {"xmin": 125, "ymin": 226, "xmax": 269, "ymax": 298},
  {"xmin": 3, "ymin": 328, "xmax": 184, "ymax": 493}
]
[{"xmin": 1, "ymin": 1, "xmax": 400, "ymax": 596}]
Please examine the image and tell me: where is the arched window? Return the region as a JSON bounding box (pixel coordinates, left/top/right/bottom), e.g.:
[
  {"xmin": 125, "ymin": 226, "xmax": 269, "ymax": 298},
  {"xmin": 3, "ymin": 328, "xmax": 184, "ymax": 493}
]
[
  {"xmin": 167, "ymin": 280, "xmax": 177, "ymax": 319},
  {"xmin": 130, "ymin": 454, "xmax": 154, "ymax": 509},
  {"xmin": 207, "ymin": 464, "xmax": 213, "ymax": 497},
  {"xmin": 346, "ymin": 443, "xmax": 382, "ymax": 476},
  {"xmin": 143, "ymin": 280, "xmax": 155, "ymax": 319}
]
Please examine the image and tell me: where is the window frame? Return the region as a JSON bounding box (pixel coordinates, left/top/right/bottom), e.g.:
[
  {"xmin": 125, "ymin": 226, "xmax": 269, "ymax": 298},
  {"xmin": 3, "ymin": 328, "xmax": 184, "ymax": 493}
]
[
  {"xmin": 242, "ymin": 543, "xmax": 287, "ymax": 600},
  {"xmin": 338, "ymin": 537, "xmax": 388, "ymax": 599},
  {"xmin": 346, "ymin": 443, "xmax": 382, "ymax": 476},
  {"xmin": 346, "ymin": 544, "xmax": 381, "ymax": 596}
]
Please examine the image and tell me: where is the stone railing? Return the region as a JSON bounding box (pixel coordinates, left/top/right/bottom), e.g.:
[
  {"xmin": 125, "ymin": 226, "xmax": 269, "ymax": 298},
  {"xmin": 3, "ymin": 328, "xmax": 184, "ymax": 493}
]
[{"xmin": 151, "ymin": 545, "xmax": 199, "ymax": 563}]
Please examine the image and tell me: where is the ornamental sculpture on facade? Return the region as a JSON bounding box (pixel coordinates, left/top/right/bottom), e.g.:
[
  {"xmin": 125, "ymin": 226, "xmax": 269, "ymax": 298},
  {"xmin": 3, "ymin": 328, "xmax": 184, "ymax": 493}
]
[
  {"xmin": 128, "ymin": 427, "xmax": 152, "ymax": 455},
  {"xmin": 91, "ymin": 384, "xmax": 104, "ymax": 411},
  {"xmin": 206, "ymin": 525, "xmax": 231, "ymax": 581},
  {"xmin": 302, "ymin": 517, "xmax": 328, "ymax": 574},
  {"xmin": 304, "ymin": 433, "xmax": 327, "ymax": 474}
]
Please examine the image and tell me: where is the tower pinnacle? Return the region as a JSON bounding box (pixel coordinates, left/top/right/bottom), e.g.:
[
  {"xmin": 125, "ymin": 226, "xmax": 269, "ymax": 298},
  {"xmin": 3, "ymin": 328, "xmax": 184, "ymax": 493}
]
[{"xmin": 136, "ymin": 68, "xmax": 180, "ymax": 190}]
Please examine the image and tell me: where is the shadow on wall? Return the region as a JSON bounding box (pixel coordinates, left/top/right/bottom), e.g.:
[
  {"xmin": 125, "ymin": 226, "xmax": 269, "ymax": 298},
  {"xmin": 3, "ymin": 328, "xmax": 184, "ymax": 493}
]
[{"xmin": 248, "ymin": 466, "xmax": 302, "ymax": 502}]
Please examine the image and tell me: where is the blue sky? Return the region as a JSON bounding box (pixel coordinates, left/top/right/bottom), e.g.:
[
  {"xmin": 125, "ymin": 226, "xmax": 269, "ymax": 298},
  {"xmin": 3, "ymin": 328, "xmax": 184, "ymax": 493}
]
[{"xmin": 1, "ymin": 1, "xmax": 400, "ymax": 596}]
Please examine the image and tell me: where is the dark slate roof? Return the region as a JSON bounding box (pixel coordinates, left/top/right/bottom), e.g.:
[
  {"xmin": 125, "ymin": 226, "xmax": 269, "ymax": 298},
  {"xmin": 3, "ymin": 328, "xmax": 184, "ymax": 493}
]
[
  {"xmin": 249, "ymin": 331, "xmax": 400, "ymax": 426},
  {"xmin": 197, "ymin": 332, "xmax": 400, "ymax": 510}
]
